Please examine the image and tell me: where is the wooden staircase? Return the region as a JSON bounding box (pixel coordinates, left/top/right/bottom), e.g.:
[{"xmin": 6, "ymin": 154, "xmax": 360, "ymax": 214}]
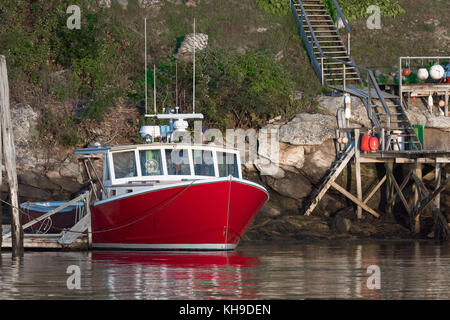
[
  {"xmin": 290, "ymin": 0, "xmax": 424, "ymax": 217},
  {"xmin": 291, "ymin": 0, "xmax": 361, "ymax": 85},
  {"xmin": 304, "ymin": 142, "xmax": 355, "ymax": 216},
  {"xmin": 370, "ymin": 96, "xmax": 422, "ymax": 150}
]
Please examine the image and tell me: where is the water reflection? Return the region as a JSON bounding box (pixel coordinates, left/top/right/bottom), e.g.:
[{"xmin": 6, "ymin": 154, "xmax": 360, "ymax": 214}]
[{"xmin": 0, "ymin": 242, "xmax": 448, "ymax": 299}]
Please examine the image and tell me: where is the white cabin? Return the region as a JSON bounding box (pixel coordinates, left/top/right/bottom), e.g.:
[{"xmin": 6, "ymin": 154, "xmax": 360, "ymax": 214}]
[{"xmin": 75, "ymin": 143, "xmax": 242, "ymax": 199}]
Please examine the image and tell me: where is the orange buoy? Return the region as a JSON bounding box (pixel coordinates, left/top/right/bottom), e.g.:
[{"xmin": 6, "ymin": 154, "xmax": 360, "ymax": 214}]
[
  {"xmin": 369, "ymin": 136, "xmax": 379, "ymax": 151},
  {"xmin": 361, "ymin": 133, "xmax": 371, "ymax": 153},
  {"xmin": 439, "ymin": 100, "xmax": 445, "ymax": 107},
  {"xmin": 403, "ymin": 68, "xmax": 411, "ymax": 77}
]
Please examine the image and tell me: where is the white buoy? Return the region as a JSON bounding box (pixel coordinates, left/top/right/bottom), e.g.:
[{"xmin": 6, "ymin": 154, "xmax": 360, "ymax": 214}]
[
  {"xmin": 430, "ymin": 64, "xmax": 444, "ymax": 80},
  {"xmin": 344, "ymin": 94, "xmax": 351, "ymax": 119},
  {"xmin": 428, "ymin": 94, "xmax": 434, "ymax": 113},
  {"xmin": 417, "ymin": 68, "xmax": 429, "ymax": 81}
]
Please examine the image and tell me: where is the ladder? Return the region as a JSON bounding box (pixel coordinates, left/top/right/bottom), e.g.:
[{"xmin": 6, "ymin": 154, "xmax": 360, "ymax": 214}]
[{"xmin": 304, "ymin": 142, "xmax": 355, "ymax": 216}]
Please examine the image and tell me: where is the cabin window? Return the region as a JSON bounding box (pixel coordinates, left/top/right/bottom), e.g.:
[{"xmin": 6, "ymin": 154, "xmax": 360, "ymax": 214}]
[
  {"xmin": 139, "ymin": 150, "xmax": 163, "ymax": 176},
  {"xmin": 193, "ymin": 150, "xmax": 215, "ymax": 176},
  {"xmin": 104, "ymin": 157, "xmax": 111, "ymax": 181},
  {"xmin": 165, "ymin": 149, "xmax": 191, "ymax": 175},
  {"xmin": 112, "ymin": 151, "xmax": 137, "ymax": 179},
  {"xmin": 217, "ymin": 152, "xmax": 239, "ymax": 178}
]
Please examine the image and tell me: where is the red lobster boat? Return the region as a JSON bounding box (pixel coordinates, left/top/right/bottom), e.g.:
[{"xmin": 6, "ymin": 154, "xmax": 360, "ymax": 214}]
[
  {"xmin": 65, "ymin": 112, "xmax": 269, "ymax": 250},
  {"xmin": 75, "ymin": 141, "xmax": 268, "ymax": 250}
]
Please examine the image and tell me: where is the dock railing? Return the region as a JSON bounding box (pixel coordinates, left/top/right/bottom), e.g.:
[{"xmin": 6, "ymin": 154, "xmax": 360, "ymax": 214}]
[{"xmin": 399, "ymin": 56, "xmax": 450, "ymax": 116}]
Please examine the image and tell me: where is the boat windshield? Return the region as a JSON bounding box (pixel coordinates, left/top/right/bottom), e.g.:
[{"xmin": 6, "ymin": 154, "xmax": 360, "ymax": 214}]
[
  {"xmin": 105, "ymin": 144, "xmax": 241, "ymax": 184},
  {"xmin": 112, "ymin": 151, "xmax": 137, "ymax": 179},
  {"xmin": 139, "ymin": 150, "xmax": 163, "ymax": 176}
]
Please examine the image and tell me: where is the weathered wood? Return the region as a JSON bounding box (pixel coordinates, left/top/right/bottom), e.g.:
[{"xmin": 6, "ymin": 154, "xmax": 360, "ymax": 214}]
[
  {"xmin": 304, "ymin": 142, "xmax": 356, "ymax": 216},
  {"xmin": 385, "ymin": 162, "xmax": 394, "ymax": 215},
  {"xmin": 0, "ymin": 55, "xmax": 22, "ymax": 256},
  {"xmin": 330, "ymin": 182, "xmax": 380, "ymax": 218},
  {"xmin": 355, "ymin": 129, "xmax": 362, "ymax": 219},
  {"xmin": 363, "ymin": 175, "xmax": 386, "ymax": 205},
  {"xmin": 386, "ymin": 165, "xmax": 411, "ymax": 215},
  {"xmin": 434, "ymin": 163, "xmax": 442, "ymax": 211},
  {"xmin": 58, "ymin": 211, "xmax": 91, "ymax": 245},
  {"xmin": 413, "ymin": 163, "xmax": 422, "ymax": 234}
]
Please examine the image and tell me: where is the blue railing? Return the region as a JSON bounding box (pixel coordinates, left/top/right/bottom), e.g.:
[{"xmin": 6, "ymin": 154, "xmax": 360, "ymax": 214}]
[{"xmin": 290, "ymin": 0, "xmax": 391, "ymax": 132}]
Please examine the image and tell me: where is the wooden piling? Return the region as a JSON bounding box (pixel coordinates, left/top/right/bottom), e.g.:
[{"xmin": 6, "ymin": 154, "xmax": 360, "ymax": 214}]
[
  {"xmin": 413, "ymin": 162, "xmax": 422, "ymax": 234},
  {"xmin": 0, "ymin": 55, "xmax": 23, "ymax": 256},
  {"xmin": 354, "ymin": 129, "xmax": 363, "ymax": 219}
]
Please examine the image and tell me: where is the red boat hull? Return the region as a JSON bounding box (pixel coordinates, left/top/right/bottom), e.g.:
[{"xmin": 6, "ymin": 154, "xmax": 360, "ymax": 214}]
[{"xmin": 91, "ymin": 178, "xmax": 268, "ymax": 250}]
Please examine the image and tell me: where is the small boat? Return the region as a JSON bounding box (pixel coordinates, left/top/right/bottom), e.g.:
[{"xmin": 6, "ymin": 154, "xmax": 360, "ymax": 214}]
[{"xmin": 20, "ymin": 201, "xmax": 84, "ymax": 234}]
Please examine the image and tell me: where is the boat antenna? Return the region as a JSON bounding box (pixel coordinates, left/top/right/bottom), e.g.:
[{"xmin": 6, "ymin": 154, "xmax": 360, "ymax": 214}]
[
  {"xmin": 153, "ymin": 64, "xmax": 157, "ymax": 114},
  {"xmin": 144, "ymin": 17, "xmax": 148, "ymax": 115},
  {"xmin": 176, "ymin": 61, "xmax": 178, "ymax": 108},
  {"xmin": 193, "ymin": 18, "xmax": 196, "ymax": 114}
]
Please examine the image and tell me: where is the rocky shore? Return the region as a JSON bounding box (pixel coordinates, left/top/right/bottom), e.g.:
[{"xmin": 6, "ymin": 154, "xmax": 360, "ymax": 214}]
[{"xmin": 3, "ymin": 95, "xmax": 450, "ymax": 240}]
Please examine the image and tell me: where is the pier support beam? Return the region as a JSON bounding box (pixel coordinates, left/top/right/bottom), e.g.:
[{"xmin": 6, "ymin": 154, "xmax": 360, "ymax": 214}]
[
  {"xmin": 354, "ymin": 129, "xmax": 363, "ymax": 219},
  {"xmin": 0, "ymin": 55, "xmax": 22, "ymax": 256},
  {"xmin": 413, "ymin": 163, "xmax": 422, "ymax": 234}
]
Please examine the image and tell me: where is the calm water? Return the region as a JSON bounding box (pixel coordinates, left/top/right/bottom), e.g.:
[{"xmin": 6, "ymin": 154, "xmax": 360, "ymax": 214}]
[{"xmin": 0, "ymin": 241, "xmax": 449, "ymax": 299}]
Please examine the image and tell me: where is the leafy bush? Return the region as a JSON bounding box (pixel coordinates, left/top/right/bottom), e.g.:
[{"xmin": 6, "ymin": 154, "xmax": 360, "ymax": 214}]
[
  {"xmin": 129, "ymin": 49, "xmax": 300, "ymax": 129},
  {"xmin": 256, "ymin": 0, "xmax": 290, "ymax": 16}
]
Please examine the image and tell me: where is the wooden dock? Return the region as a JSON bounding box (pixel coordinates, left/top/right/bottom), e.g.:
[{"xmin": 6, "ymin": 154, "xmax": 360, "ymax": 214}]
[{"xmin": 1, "ymin": 227, "xmax": 89, "ymax": 250}]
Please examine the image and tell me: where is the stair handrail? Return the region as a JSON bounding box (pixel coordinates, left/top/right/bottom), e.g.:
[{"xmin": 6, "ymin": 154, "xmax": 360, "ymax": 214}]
[
  {"xmin": 329, "ymin": 0, "xmax": 350, "ymax": 32},
  {"xmin": 291, "ymin": 0, "xmax": 391, "ymax": 129},
  {"xmin": 291, "ymin": 0, "xmax": 325, "ymax": 57}
]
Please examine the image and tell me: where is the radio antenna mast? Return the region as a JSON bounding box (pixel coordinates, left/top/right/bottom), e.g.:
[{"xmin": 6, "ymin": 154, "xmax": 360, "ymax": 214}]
[
  {"xmin": 153, "ymin": 64, "xmax": 157, "ymax": 114},
  {"xmin": 192, "ymin": 18, "xmax": 196, "ymax": 114},
  {"xmin": 144, "ymin": 18, "xmax": 148, "ymax": 115}
]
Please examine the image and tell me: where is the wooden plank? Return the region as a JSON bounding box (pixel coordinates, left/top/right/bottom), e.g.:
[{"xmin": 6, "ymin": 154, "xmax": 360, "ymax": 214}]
[
  {"xmin": 58, "ymin": 211, "xmax": 91, "ymax": 245},
  {"xmin": 0, "ymin": 55, "xmax": 22, "ymax": 256},
  {"xmin": 363, "ymin": 175, "xmax": 387, "ymax": 204},
  {"xmin": 304, "ymin": 142, "xmax": 355, "ymax": 216},
  {"xmin": 386, "ymin": 165, "xmax": 411, "ymax": 214},
  {"xmin": 330, "ymin": 182, "xmax": 380, "ymax": 218}
]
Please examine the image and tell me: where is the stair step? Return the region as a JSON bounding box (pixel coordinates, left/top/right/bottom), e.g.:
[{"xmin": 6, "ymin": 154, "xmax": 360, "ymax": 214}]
[
  {"xmin": 306, "ymin": 30, "xmax": 338, "ymax": 33},
  {"xmin": 327, "ymin": 77, "xmax": 361, "ymax": 81},
  {"xmin": 315, "ymin": 51, "xmax": 348, "ymax": 55}
]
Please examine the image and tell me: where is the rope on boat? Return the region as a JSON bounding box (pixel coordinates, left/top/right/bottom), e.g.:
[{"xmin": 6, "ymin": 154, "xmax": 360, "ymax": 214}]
[{"xmin": 1, "ymin": 180, "xmax": 196, "ymax": 236}]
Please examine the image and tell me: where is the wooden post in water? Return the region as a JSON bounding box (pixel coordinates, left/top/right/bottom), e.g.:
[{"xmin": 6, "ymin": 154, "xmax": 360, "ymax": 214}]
[
  {"xmin": 413, "ymin": 162, "xmax": 422, "ymax": 234},
  {"xmin": 0, "ymin": 55, "xmax": 23, "ymax": 256},
  {"xmin": 354, "ymin": 129, "xmax": 362, "ymax": 219}
]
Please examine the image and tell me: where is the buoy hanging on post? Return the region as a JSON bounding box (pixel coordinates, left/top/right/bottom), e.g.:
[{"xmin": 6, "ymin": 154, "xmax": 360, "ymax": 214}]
[
  {"xmin": 428, "ymin": 94, "xmax": 434, "ymax": 112},
  {"xmin": 344, "ymin": 94, "xmax": 351, "ymax": 119},
  {"xmin": 360, "ymin": 131, "xmax": 371, "ymax": 154},
  {"xmin": 369, "ymin": 135, "xmax": 379, "ymax": 151}
]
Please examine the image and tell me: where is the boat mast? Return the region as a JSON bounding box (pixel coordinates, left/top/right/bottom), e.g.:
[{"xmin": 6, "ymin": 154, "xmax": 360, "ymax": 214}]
[
  {"xmin": 193, "ymin": 18, "xmax": 196, "ymax": 114},
  {"xmin": 144, "ymin": 18, "xmax": 148, "ymax": 115}
]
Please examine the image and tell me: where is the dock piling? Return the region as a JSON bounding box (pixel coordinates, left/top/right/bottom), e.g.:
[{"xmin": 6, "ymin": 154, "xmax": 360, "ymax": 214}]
[{"xmin": 0, "ymin": 55, "xmax": 23, "ymax": 256}]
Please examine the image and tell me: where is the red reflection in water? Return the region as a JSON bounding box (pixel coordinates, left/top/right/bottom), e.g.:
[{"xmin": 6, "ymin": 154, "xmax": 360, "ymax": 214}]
[
  {"xmin": 91, "ymin": 251, "xmax": 260, "ymax": 299},
  {"xmin": 92, "ymin": 251, "xmax": 260, "ymax": 268}
]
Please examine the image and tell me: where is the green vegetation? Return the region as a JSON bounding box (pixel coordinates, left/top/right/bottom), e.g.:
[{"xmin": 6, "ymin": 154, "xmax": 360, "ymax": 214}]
[
  {"xmin": 0, "ymin": 0, "xmax": 445, "ymax": 149},
  {"xmin": 332, "ymin": 0, "xmax": 405, "ymax": 21},
  {"xmin": 256, "ymin": 0, "xmax": 290, "ymax": 16}
]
